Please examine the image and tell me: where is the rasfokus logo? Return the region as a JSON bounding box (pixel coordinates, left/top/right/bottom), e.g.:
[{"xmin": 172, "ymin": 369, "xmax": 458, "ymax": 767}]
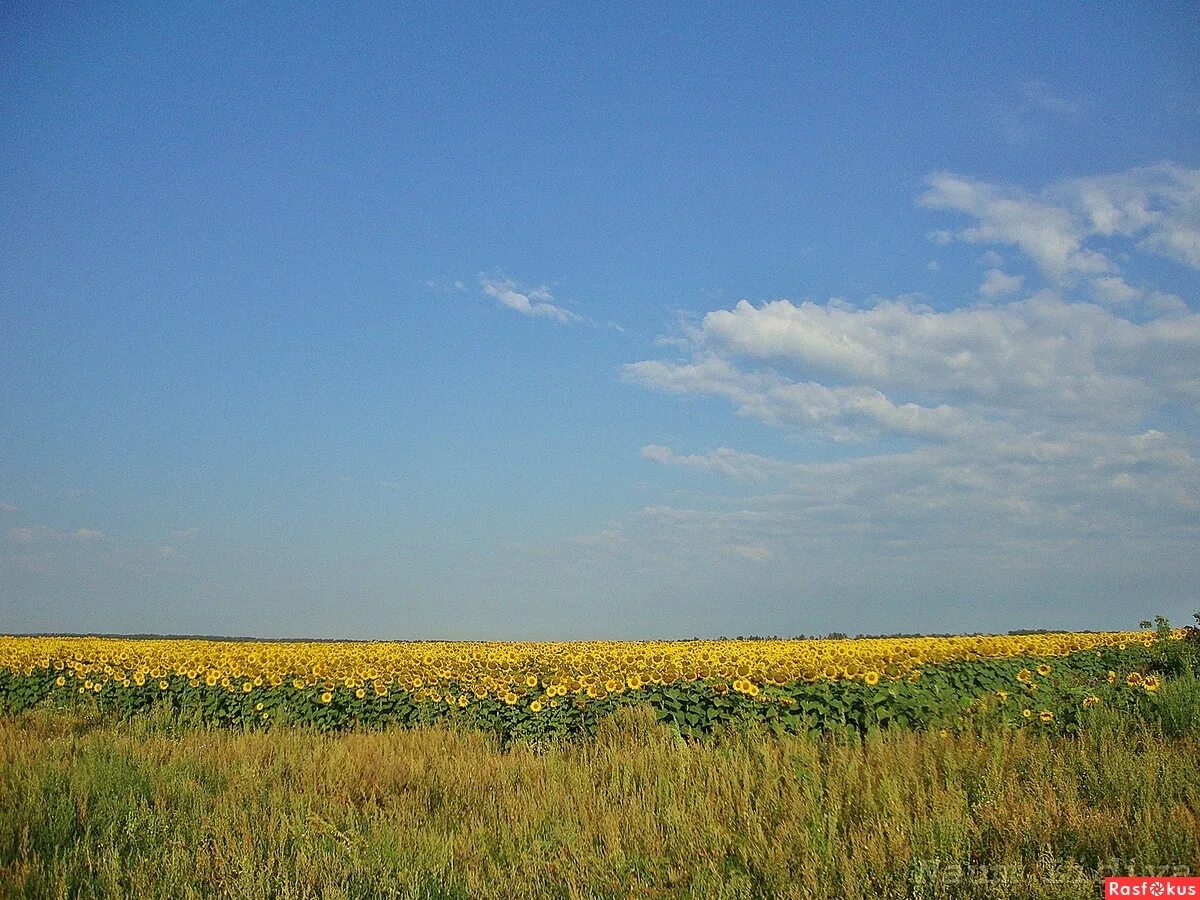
[{"xmin": 1106, "ymin": 878, "xmax": 1200, "ymax": 897}]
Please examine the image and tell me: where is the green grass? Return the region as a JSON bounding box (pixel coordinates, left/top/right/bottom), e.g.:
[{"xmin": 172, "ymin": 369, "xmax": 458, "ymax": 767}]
[{"xmin": 1, "ymin": 705, "xmax": 1197, "ymax": 899}]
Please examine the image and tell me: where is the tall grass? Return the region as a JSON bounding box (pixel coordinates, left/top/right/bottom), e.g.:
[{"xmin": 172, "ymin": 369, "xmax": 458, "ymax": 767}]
[{"xmin": 1, "ymin": 706, "xmax": 1197, "ymax": 899}]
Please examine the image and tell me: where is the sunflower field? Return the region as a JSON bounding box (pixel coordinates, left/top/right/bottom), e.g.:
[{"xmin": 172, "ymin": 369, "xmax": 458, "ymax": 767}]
[{"xmin": 1, "ymin": 629, "xmax": 1184, "ymax": 742}]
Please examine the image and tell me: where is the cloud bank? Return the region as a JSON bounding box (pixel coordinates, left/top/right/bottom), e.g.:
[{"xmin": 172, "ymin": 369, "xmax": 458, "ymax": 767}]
[{"xmin": 600, "ymin": 165, "xmax": 1200, "ymax": 625}]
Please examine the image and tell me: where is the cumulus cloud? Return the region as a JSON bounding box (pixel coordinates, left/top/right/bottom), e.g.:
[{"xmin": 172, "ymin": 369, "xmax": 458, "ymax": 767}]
[
  {"xmin": 613, "ymin": 165, "xmax": 1200, "ymax": 590},
  {"xmin": 628, "ymin": 293, "xmax": 1200, "ymax": 432},
  {"xmin": 480, "ymin": 277, "xmax": 580, "ymax": 324},
  {"xmin": 979, "ymin": 268, "xmax": 1024, "ymax": 299},
  {"xmin": 921, "ymin": 163, "xmax": 1200, "ymax": 279}
]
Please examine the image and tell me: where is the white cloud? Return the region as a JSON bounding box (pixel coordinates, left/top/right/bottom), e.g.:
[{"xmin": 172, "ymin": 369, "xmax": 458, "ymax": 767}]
[
  {"xmin": 630, "ymin": 293, "xmax": 1200, "ymax": 430},
  {"xmin": 921, "ymin": 163, "xmax": 1200, "ymax": 280},
  {"xmin": 614, "ymin": 166, "xmax": 1200, "ymax": 594},
  {"xmin": 728, "ymin": 543, "xmax": 773, "ymax": 561},
  {"xmin": 979, "ymin": 268, "xmax": 1024, "ymax": 299},
  {"xmin": 641, "ymin": 444, "xmax": 798, "ymax": 481},
  {"xmin": 8, "ymin": 525, "xmax": 104, "ymax": 544},
  {"xmin": 921, "ymin": 173, "xmax": 1111, "ymax": 279},
  {"xmin": 480, "ymin": 277, "xmax": 580, "ymax": 324},
  {"xmin": 1088, "ymin": 275, "xmax": 1140, "ymax": 305}
]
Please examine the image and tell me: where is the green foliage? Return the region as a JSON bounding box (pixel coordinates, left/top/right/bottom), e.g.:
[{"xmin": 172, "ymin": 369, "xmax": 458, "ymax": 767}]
[
  {"xmin": 2, "ymin": 633, "xmax": 1192, "ymax": 744},
  {"xmin": 1139, "ymin": 612, "xmax": 1200, "ymax": 677}
]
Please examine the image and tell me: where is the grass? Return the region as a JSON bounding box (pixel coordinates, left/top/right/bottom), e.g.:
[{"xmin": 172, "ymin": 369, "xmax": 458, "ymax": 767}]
[{"xmin": 1, "ymin": 705, "xmax": 1198, "ymax": 899}]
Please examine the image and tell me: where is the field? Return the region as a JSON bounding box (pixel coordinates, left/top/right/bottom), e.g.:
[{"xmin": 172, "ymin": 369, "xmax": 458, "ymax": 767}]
[{"xmin": 1, "ymin": 623, "xmax": 1198, "ymax": 898}]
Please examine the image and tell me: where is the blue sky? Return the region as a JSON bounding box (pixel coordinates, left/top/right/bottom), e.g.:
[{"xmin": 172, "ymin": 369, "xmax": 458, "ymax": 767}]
[{"xmin": 2, "ymin": 2, "xmax": 1199, "ymax": 638}]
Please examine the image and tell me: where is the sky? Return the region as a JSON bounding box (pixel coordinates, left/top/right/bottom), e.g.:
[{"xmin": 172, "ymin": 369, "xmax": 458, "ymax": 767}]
[{"xmin": 2, "ymin": 2, "xmax": 1199, "ymax": 639}]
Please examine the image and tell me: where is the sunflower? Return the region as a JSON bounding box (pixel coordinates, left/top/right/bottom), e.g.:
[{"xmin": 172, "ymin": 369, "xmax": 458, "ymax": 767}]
[
  {"xmin": 863, "ymin": 671, "xmax": 880, "ymax": 686},
  {"xmin": 529, "ymin": 700, "xmax": 543, "ymax": 713},
  {"xmin": 1016, "ymin": 669, "xmax": 1033, "ymax": 684},
  {"xmin": 1082, "ymin": 696, "xmax": 1100, "ymax": 708},
  {"xmin": 1107, "ymin": 670, "xmax": 1117, "ymax": 684},
  {"xmin": 1039, "ymin": 710, "xmax": 1054, "ymax": 723},
  {"xmin": 1036, "ymin": 664, "xmax": 1052, "ymax": 677},
  {"xmin": 1126, "ymin": 672, "xmax": 1143, "ymax": 686},
  {"xmin": 320, "ymin": 691, "xmax": 333, "ymax": 704},
  {"xmin": 1143, "ymin": 676, "xmax": 1161, "ymax": 693},
  {"xmin": 1022, "ymin": 708, "xmax": 1033, "ymax": 719}
]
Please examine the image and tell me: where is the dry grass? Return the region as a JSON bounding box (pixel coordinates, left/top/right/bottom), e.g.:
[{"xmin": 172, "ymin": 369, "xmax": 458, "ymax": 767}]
[{"xmin": 1, "ymin": 706, "xmax": 1197, "ymax": 899}]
